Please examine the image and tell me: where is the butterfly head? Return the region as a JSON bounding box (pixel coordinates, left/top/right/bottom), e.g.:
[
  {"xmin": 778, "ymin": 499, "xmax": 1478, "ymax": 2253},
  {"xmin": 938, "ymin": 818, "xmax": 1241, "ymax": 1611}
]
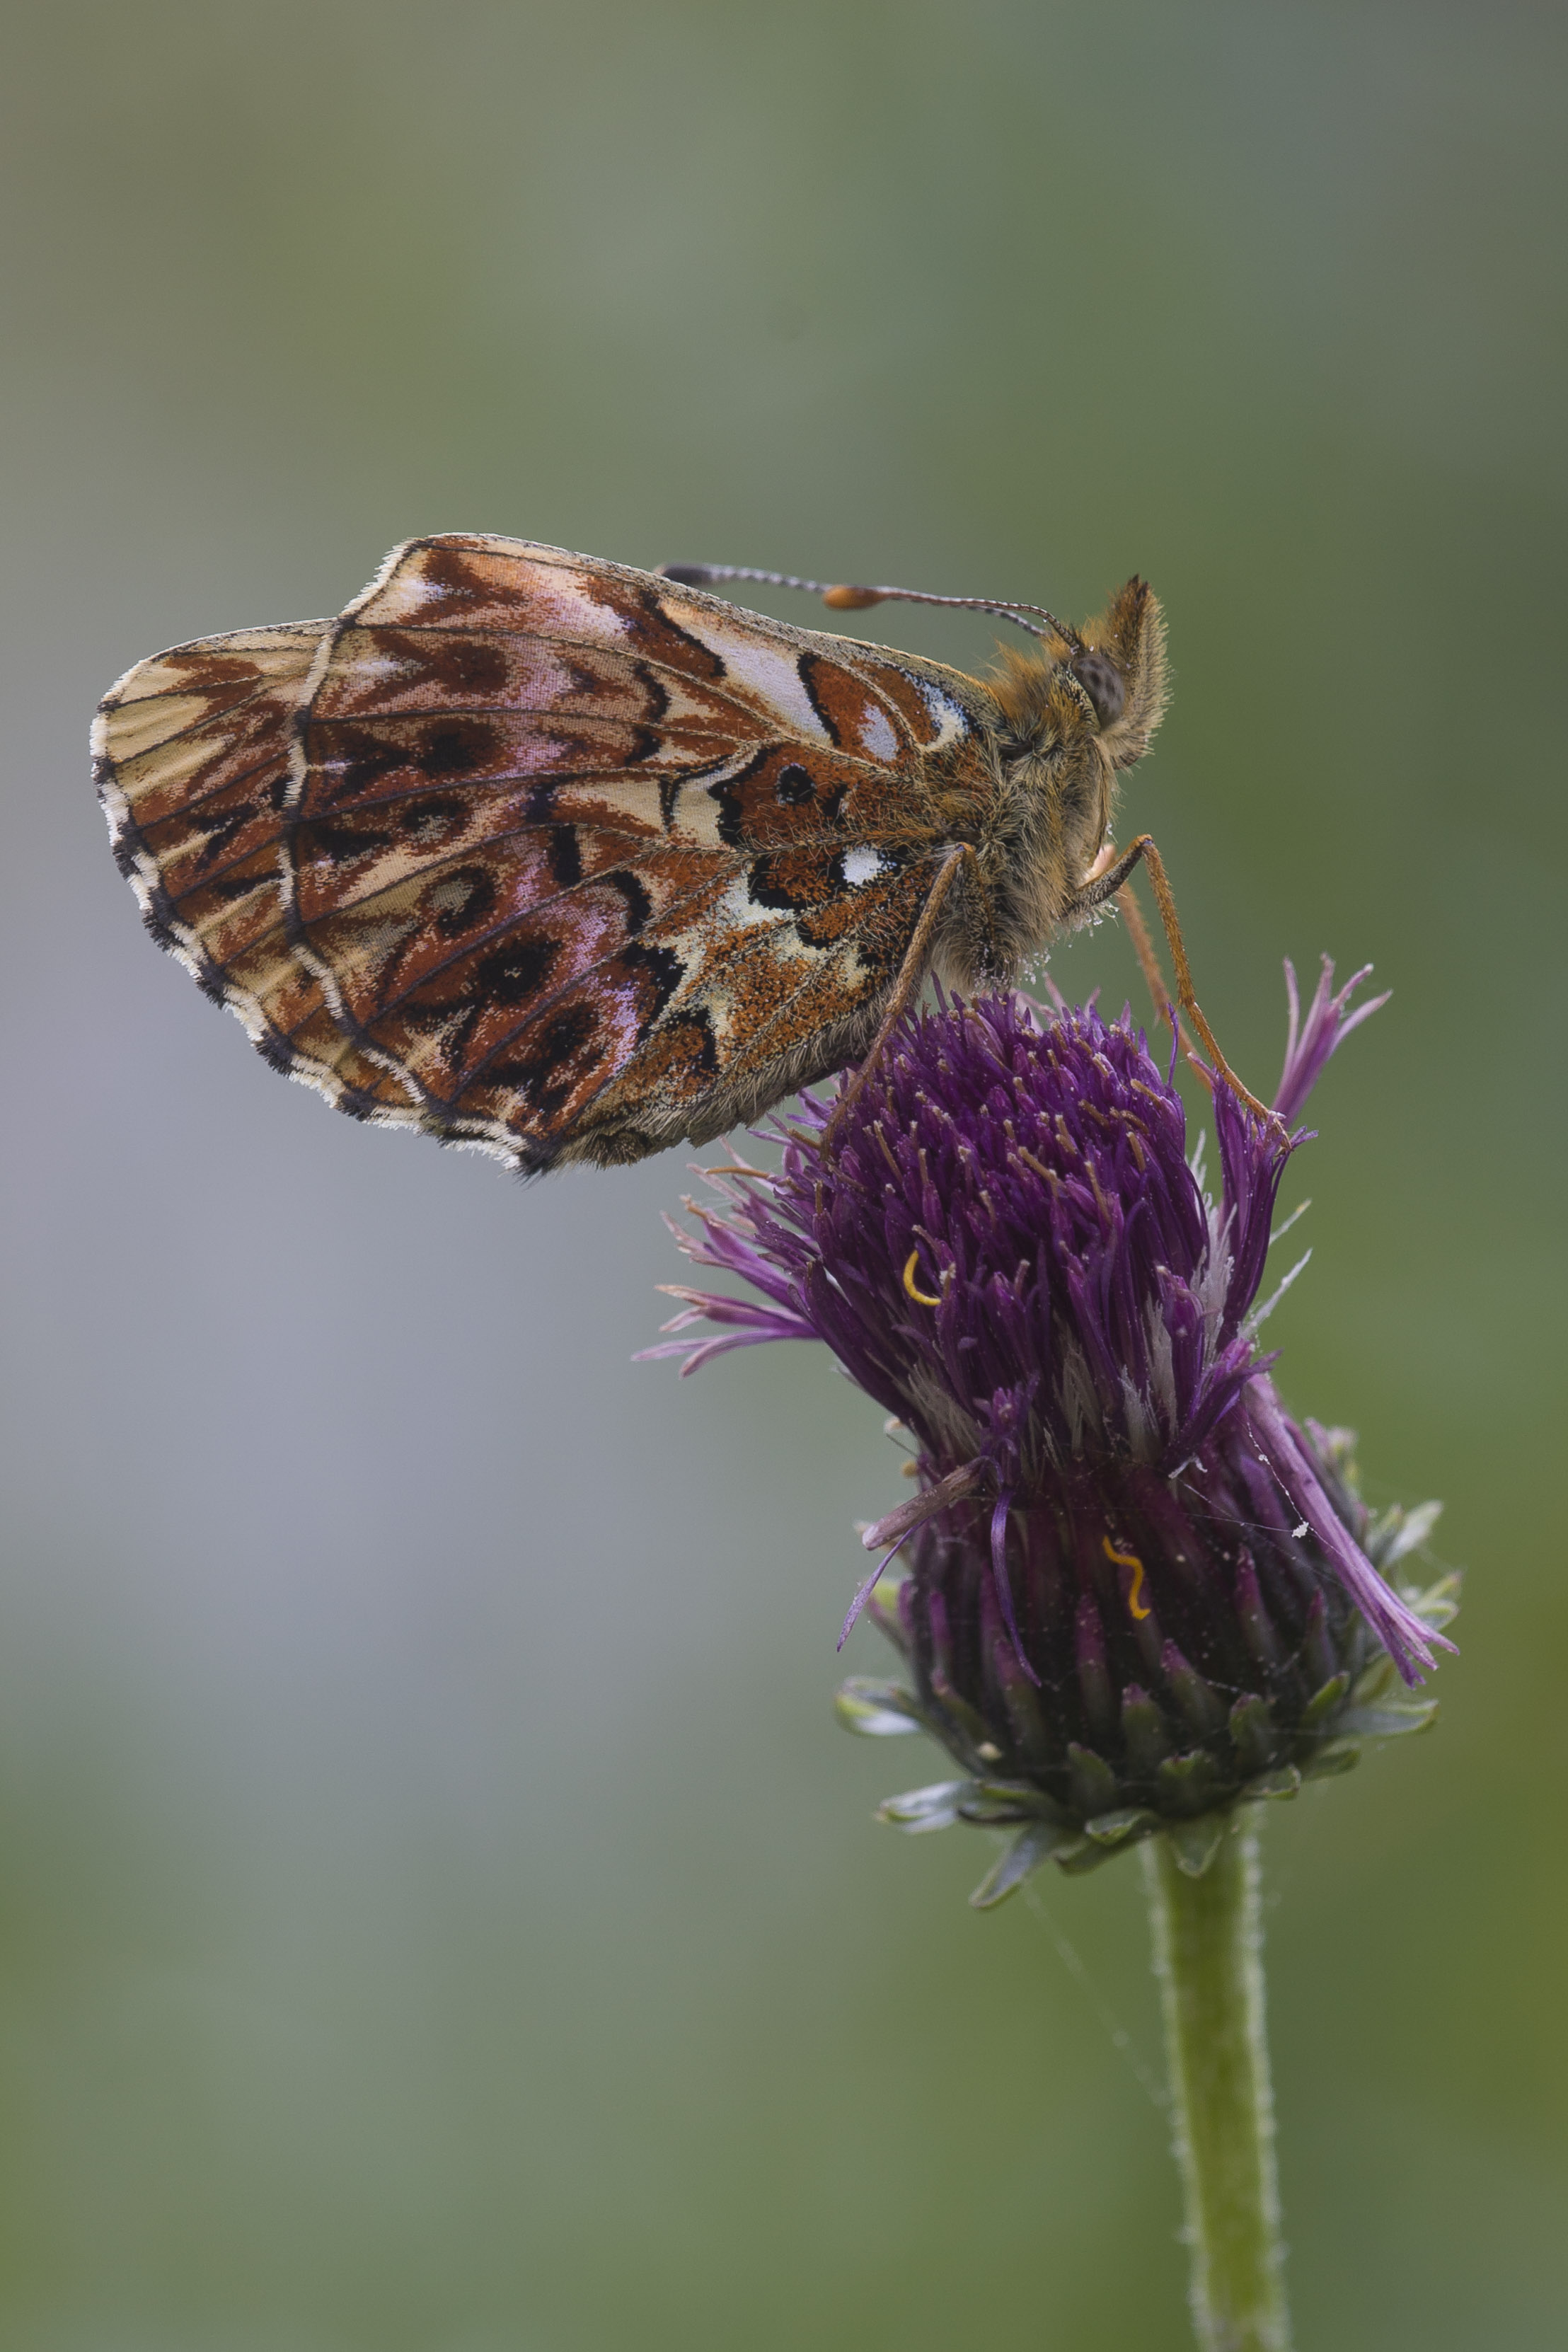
[
  {"xmin": 989, "ymin": 577, "xmax": 1166, "ymax": 765},
  {"xmin": 1047, "ymin": 576, "xmax": 1169, "ymax": 773}
]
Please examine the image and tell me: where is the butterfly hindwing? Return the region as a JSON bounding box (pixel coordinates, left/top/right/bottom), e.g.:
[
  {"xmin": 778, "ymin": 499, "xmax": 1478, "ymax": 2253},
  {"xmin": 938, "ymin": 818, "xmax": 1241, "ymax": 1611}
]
[
  {"xmin": 97, "ymin": 534, "xmax": 1001, "ymax": 1167},
  {"xmin": 93, "ymin": 622, "xmax": 428, "ymax": 1120}
]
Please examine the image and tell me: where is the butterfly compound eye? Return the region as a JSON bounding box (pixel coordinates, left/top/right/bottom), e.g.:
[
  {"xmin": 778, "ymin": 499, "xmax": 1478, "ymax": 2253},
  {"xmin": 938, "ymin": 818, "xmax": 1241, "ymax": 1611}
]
[{"xmin": 1071, "ymin": 648, "xmax": 1126, "ymax": 728}]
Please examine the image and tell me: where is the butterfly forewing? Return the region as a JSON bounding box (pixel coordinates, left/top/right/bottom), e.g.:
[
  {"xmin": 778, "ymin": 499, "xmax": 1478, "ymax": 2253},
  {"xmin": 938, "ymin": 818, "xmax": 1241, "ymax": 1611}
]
[{"xmin": 96, "ymin": 535, "xmax": 998, "ymax": 1168}]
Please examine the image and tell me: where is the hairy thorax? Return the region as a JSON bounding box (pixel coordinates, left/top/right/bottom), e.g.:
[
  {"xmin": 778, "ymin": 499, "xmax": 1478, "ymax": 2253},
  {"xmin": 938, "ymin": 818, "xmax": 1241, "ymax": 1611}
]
[{"xmin": 930, "ymin": 731, "xmax": 1114, "ymax": 991}]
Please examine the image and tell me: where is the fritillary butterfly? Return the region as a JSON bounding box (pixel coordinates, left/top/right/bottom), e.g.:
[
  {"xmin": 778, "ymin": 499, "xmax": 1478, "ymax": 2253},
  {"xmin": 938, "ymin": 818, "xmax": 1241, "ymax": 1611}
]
[{"xmin": 95, "ymin": 534, "xmax": 1205, "ymax": 1172}]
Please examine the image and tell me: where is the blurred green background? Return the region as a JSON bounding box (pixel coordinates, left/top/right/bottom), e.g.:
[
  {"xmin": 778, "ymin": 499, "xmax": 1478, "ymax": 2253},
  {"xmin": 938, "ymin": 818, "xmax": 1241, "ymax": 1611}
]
[{"xmin": 0, "ymin": 3, "xmax": 1562, "ymax": 2346}]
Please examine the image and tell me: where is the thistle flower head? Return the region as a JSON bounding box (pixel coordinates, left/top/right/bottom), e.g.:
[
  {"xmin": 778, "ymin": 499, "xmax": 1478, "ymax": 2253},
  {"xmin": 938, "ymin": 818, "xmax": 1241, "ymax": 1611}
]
[{"xmin": 647, "ymin": 962, "xmax": 1454, "ymax": 1891}]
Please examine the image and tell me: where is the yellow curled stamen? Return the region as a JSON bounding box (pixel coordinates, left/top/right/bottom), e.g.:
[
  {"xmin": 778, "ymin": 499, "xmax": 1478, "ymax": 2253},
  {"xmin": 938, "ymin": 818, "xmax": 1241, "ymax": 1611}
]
[
  {"xmin": 1103, "ymin": 1535, "xmax": 1151, "ymax": 1620},
  {"xmin": 902, "ymin": 1249, "xmax": 942, "ymax": 1308}
]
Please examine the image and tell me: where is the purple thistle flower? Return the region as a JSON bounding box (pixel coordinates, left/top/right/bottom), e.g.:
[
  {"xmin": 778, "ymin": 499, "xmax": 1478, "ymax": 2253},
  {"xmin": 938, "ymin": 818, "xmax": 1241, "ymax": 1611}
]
[{"xmin": 645, "ymin": 961, "xmax": 1455, "ymax": 1890}]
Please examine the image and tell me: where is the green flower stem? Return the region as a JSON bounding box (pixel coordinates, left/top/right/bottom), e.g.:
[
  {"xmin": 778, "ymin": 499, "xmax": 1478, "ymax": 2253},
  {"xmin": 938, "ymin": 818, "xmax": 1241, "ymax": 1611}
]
[{"xmin": 1143, "ymin": 1820, "xmax": 1292, "ymax": 2352}]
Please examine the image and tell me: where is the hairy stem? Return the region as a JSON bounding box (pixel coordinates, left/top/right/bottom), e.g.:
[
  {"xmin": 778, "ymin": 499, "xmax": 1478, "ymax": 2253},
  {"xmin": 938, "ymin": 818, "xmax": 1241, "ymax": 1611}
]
[{"xmin": 1143, "ymin": 1821, "xmax": 1292, "ymax": 2352}]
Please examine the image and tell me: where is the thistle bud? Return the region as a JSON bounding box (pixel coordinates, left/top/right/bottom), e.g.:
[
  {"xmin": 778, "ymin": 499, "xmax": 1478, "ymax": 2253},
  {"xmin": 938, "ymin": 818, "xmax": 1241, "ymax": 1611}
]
[{"xmin": 647, "ymin": 964, "xmax": 1455, "ymax": 1899}]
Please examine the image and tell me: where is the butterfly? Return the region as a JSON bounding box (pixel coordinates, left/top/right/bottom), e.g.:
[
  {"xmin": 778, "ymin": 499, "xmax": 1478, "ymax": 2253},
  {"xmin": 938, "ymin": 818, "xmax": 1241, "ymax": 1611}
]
[{"xmin": 96, "ymin": 532, "xmax": 1248, "ymax": 1174}]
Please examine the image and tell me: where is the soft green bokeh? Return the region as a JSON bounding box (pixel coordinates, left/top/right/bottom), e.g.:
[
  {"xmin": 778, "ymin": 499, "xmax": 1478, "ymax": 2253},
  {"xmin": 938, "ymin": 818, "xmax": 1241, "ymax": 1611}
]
[{"xmin": 0, "ymin": 4, "xmax": 1562, "ymax": 2346}]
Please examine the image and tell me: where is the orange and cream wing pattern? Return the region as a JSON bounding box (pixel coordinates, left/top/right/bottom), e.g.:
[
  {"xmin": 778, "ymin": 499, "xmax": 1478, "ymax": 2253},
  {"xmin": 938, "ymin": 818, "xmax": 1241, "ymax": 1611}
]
[{"xmin": 96, "ymin": 534, "xmax": 997, "ymax": 1169}]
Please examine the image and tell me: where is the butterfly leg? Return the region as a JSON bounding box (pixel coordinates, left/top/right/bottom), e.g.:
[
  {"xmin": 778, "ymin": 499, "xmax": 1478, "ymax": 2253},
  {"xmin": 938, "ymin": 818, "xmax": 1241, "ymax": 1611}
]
[
  {"xmin": 1073, "ymin": 835, "xmax": 1275, "ymax": 1124},
  {"xmin": 824, "ymin": 844, "xmax": 973, "ymax": 1147},
  {"xmin": 1109, "ymin": 873, "xmax": 1185, "ymax": 1047}
]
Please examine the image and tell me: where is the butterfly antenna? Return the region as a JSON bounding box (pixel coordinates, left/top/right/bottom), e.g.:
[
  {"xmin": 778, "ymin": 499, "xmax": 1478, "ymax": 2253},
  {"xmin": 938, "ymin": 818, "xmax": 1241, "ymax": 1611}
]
[{"xmin": 657, "ymin": 562, "xmax": 1081, "ymax": 650}]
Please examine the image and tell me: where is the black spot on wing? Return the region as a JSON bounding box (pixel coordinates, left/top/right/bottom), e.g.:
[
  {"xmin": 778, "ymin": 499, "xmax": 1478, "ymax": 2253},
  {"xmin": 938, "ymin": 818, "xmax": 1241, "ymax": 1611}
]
[
  {"xmin": 602, "ymin": 869, "xmax": 652, "ymax": 935},
  {"xmin": 312, "ymin": 725, "xmax": 404, "ymax": 805},
  {"xmin": 796, "ymin": 654, "xmax": 845, "ymax": 748},
  {"xmin": 620, "ymin": 937, "xmax": 684, "ymax": 1036},
  {"xmin": 205, "ymin": 870, "xmax": 271, "ymax": 904},
  {"xmin": 367, "ymin": 630, "xmax": 509, "ymax": 701},
  {"xmin": 420, "ymin": 719, "xmax": 503, "ymax": 778},
  {"xmin": 295, "ymin": 814, "xmax": 396, "ymax": 868},
  {"xmin": 744, "ymin": 854, "xmax": 832, "ymax": 913},
  {"xmin": 624, "ymin": 586, "xmax": 728, "ymax": 682},
  {"xmin": 475, "ymin": 930, "xmax": 560, "ymax": 1006},
  {"xmin": 620, "ymin": 725, "xmax": 663, "ymax": 767},
  {"xmin": 439, "ymin": 637, "xmax": 510, "ymax": 698},
  {"xmin": 633, "ymin": 660, "xmax": 671, "ymax": 724},
  {"xmin": 546, "ymin": 826, "xmax": 582, "ymax": 886},
  {"xmin": 186, "ymin": 798, "xmax": 262, "ymax": 870},
  {"xmin": 678, "ymin": 1003, "xmax": 718, "ymax": 1076},
  {"xmin": 708, "ymin": 748, "xmax": 781, "ymax": 848},
  {"xmin": 432, "ymin": 865, "xmax": 497, "ymax": 940},
  {"xmin": 775, "ymin": 763, "xmax": 815, "ymax": 807},
  {"xmin": 401, "ymin": 794, "xmax": 470, "ymax": 847},
  {"xmin": 485, "ymin": 1002, "xmax": 601, "ymax": 1126}
]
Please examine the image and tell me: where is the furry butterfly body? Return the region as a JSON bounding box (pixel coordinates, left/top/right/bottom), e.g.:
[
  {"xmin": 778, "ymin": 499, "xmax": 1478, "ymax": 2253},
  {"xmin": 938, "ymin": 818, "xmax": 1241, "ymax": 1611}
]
[{"xmin": 95, "ymin": 534, "xmax": 1168, "ymax": 1170}]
